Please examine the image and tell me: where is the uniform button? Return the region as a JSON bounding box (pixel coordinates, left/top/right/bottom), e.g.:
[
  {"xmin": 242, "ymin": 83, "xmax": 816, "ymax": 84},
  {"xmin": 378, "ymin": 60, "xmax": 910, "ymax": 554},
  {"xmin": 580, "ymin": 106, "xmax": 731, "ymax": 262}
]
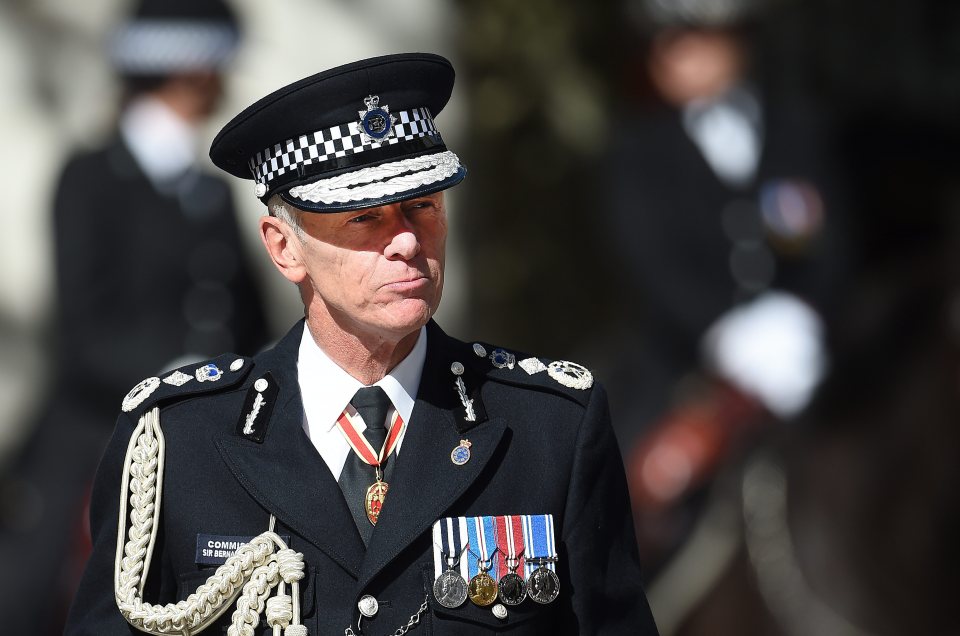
[
  {"xmin": 358, "ymin": 594, "xmax": 379, "ymax": 618},
  {"xmin": 230, "ymin": 359, "xmax": 244, "ymax": 372},
  {"xmin": 492, "ymin": 603, "xmax": 508, "ymax": 620}
]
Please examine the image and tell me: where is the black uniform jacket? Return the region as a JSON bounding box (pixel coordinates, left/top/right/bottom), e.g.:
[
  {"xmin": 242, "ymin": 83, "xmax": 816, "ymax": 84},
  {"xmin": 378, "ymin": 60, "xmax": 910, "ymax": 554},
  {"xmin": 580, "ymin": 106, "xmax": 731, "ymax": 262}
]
[{"xmin": 67, "ymin": 320, "xmax": 659, "ymax": 635}]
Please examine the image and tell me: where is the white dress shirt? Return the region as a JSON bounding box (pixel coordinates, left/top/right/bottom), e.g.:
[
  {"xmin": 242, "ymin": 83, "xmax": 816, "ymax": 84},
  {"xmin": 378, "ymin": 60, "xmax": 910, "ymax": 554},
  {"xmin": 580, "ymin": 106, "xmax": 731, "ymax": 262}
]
[
  {"xmin": 682, "ymin": 85, "xmax": 763, "ymax": 188},
  {"xmin": 297, "ymin": 325, "xmax": 427, "ymax": 480},
  {"xmin": 119, "ymin": 95, "xmax": 198, "ymax": 187}
]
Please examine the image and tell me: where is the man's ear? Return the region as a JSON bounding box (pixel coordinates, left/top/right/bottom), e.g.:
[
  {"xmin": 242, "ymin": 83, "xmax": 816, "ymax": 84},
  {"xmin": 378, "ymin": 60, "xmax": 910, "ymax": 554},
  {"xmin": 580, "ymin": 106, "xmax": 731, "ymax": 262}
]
[{"xmin": 259, "ymin": 215, "xmax": 307, "ymax": 284}]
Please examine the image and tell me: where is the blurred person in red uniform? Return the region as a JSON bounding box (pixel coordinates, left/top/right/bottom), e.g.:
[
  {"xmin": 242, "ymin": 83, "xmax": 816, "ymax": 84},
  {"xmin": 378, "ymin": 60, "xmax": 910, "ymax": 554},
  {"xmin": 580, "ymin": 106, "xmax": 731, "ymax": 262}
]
[
  {"xmin": 601, "ymin": 0, "xmax": 852, "ymax": 596},
  {"xmin": 0, "ymin": 1, "xmax": 268, "ymax": 633}
]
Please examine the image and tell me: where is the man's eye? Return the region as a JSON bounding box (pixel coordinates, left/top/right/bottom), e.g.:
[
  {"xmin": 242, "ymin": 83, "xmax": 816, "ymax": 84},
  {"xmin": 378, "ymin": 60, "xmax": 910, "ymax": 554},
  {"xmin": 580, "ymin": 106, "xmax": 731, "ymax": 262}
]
[{"xmin": 348, "ymin": 214, "xmax": 376, "ymax": 223}]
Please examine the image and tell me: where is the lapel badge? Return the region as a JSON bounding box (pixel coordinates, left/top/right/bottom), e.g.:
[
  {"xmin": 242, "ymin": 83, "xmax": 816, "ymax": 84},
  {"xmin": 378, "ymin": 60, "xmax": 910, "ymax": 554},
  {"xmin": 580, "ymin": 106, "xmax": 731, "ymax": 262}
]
[
  {"xmin": 236, "ymin": 373, "xmax": 278, "ymax": 443},
  {"xmin": 451, "ymin": 362, "xmax": 476, "ymax": 422},
  {"xmin": 358, "ymin": 95, "xmax": 397, "ymax": 143},
  {"xmin": 162, "ymin": 370, "xmax": 193, "ymax": 387},
  {"xmin": 121, "ymin": 376, "xmax": 161, "ymax": 413},
  {"xmin": 451, "ymin": 439, "xmax": 472, "ymax": 465},
  {"xmin": 489, "ymin": 348, "xmax": 515, "ymax": 369},
  {"xmin": 242, "ymin": 380, "xmax": 269, "ymax": 435},
  {"xmin": 196, "ymin": 363, "xmax": 224, "ymax": 383},
  {"xmin": 518, "ymin": 357, "xmax": 547, "ymax": 375}
]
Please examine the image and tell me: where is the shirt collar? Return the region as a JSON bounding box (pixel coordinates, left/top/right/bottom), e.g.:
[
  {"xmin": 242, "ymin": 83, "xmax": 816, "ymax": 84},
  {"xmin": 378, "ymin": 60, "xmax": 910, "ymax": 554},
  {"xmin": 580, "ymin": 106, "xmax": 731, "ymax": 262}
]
[{"xmin": 297, "ymin": 325, "xmax": 427, "ymax": 432}]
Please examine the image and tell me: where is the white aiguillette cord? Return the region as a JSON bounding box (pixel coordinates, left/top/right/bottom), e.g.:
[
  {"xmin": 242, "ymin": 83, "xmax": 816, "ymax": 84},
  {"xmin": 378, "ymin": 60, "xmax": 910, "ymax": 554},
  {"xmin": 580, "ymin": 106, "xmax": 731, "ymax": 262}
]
[{"xmin": 114, "ymin": 406, "xmax": 309, "ymax": 636}]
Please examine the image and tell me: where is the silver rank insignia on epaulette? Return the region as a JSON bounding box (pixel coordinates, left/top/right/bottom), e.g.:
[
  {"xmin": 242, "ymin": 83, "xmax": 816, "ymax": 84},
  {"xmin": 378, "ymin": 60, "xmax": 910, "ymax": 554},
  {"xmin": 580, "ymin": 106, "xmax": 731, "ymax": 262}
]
[
  {"xmin": 236, "ymin": 373, "xmax": 278, "ymax": 443},
  {"xmin": 162, "ymin": 370, "xmax": 193, "ymax": 387},
  {"xmin": 518, "ymin": 357, "xmax": 547, "ymax": 375},
  {"xmin": 489, "ymin": 348, "xmax": 516, "ymax": 370},
  {"xmin": 196, "ymin": 363, "xmax": 224, "ymax": 382},
  {"xmin": 546, "ymin": 360, "xmax": 593, "ymax": 390},
  {"xmin": 121, "ymin": 377, "xmax": 161, "ymax": 412}
]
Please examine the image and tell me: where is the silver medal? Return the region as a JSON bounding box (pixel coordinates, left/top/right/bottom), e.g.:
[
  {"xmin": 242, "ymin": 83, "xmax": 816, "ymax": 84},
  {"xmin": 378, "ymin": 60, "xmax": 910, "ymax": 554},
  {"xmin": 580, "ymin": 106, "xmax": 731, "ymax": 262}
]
[
  {"xmin": 433, "ymin": 569, "xmax": 468, "ymax": 608},
  {"xmin": 497, "ymin": 571, "xmax": 527, "ymax": 606},
  {"xmin": 526, "ymin": 566, "xmax": 560, "ymax": 604}
]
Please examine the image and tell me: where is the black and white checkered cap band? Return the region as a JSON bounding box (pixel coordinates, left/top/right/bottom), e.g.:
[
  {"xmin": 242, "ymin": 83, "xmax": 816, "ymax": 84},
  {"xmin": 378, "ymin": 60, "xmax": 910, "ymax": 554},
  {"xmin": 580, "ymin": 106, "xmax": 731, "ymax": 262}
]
[
  {"xmin": 110, "ymin": 21, "xmax": 238, "ymax": 73},
  {"xmin": 249, "ymin": 107, "xmax": 440, "ymax": 188}
]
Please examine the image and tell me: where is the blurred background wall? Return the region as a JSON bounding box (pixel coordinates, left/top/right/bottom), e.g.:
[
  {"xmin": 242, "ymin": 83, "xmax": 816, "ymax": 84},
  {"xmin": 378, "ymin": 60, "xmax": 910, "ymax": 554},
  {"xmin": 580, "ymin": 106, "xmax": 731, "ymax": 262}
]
[{"xmin": 0, "ymin": 0, "xmax": 957, "ymax": 634}]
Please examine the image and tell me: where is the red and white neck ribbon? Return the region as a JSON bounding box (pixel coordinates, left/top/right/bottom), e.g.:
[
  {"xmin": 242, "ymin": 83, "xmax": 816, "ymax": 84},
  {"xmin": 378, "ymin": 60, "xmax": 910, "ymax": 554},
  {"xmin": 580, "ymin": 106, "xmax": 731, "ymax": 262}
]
[{"xmin": 336, "ymin": 408, "xmax": 405, "ymax": 468}]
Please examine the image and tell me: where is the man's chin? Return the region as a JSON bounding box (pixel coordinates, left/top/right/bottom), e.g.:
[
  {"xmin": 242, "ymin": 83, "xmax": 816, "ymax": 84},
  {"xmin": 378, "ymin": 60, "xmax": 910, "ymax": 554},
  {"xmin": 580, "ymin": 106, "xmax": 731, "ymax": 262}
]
[{"xmin": 374, "ymin": 299, "xmax": 436, "ymax": 337}]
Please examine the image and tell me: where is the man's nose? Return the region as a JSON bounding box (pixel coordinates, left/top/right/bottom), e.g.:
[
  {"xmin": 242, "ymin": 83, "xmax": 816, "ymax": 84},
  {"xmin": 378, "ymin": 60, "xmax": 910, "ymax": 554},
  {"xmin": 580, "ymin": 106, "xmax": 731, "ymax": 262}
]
[{"xmin": 385, "ymin": 216, "xmax": 421, "ymax": 260}]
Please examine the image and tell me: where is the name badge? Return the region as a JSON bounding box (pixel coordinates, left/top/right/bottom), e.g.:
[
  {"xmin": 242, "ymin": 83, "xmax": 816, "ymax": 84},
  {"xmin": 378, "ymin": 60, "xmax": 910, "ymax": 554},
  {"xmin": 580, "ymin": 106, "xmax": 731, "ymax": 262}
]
[{"xmin": 195, "ymin": 534, "xmax": 290, "ymax": 566}]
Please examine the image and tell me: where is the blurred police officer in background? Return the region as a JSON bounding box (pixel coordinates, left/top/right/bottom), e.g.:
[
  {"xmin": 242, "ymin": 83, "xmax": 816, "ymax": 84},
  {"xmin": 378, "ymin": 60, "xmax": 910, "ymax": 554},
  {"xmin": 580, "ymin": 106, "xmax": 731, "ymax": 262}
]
[
  {"xmin": 66, "ymin": 53, "xmax": 660, "ymax": 635},
  {"xmin": 0, "ymin": 1, "xmax": 268, "ymax": 632},
  {"xmin": 604, "ymin": 0, "xmax": 850, "ymax": 568}
]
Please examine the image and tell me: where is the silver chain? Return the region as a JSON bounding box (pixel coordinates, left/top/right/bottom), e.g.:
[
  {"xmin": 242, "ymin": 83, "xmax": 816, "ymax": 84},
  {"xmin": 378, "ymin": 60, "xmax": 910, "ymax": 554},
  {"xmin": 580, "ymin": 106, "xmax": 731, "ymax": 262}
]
[{"xmin": 344, "ymin": 595, "xmax": 429, "ymax": 636}]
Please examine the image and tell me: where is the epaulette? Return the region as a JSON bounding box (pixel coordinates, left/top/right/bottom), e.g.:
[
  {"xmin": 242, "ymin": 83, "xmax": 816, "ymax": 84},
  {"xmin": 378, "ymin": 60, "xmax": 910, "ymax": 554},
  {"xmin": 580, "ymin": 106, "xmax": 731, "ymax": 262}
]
[
  {"xmin": 462, "ymin": 340, "xmax": 595, "ymax": 408},
  {"xmin": 119, "ymin": 353, "xmax": 255, "ymax": 419}
]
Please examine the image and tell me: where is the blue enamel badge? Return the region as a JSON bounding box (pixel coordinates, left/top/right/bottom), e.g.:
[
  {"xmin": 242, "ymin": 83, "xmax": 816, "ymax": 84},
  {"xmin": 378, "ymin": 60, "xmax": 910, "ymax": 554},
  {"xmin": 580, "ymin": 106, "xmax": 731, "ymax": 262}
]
[
  {"xmin": 451, "ymin": 439, "xmax": 472, "ymax": 465},
  {"xmin": 358, "ymin": 95, "xmax": 396, "ymax": 142}
]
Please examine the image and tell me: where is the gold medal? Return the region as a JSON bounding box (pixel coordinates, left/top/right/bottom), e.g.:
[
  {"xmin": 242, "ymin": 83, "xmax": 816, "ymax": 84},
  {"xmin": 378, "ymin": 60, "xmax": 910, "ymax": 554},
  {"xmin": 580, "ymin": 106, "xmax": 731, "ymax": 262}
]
[
  {"xmin": 467, "ymin": 571, "xmax": 498, "ymax": 606},
  {"xmin": 364, "ymin": 478, "xmax": 389, "ymax": 525}
]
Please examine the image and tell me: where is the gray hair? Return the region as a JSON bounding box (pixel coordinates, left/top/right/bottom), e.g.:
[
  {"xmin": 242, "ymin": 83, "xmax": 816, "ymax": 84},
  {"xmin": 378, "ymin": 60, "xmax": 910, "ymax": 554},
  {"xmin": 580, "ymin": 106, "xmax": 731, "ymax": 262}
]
[{"xmin": 266, "ymin": 194, "xmax": 305, "ymax": 240}]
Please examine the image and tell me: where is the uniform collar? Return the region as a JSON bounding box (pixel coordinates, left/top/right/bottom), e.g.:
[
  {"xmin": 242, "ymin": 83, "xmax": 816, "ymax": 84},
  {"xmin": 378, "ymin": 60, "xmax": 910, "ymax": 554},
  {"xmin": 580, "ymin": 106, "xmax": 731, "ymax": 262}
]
[{"xmin": 297, "ymin": 324, "xmax": 427, "ymax": 432}]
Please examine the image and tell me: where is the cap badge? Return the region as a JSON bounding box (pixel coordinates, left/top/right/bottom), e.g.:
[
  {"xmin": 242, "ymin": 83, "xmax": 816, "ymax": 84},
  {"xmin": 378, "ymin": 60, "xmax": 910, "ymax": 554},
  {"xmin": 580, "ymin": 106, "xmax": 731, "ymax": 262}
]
[{"xmin": 358, "ymin": 94, "xmax": 397, "ymax": 143}]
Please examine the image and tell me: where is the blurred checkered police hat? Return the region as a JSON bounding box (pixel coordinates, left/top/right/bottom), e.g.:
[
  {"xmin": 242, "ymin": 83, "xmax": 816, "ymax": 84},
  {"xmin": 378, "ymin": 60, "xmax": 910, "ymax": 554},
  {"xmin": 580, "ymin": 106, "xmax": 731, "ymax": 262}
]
[
  {"xmin": 109, "ymin": 0, "xmax": 240, "ymax": 75},
  {"xmin": 209, "ymin": 53, "xmax": 466, "ymax": 213}
]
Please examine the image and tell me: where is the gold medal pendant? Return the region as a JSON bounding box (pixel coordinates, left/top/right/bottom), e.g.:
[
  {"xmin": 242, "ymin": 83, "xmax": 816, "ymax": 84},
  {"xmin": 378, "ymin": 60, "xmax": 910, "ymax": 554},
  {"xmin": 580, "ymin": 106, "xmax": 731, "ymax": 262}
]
[
  {"xmin": 468, "ymin": 571, "xmax": 498, "ymax": 606},
  {"xmin": 364, "ymin": 479, "xmax": 389, "ymax": 525}
]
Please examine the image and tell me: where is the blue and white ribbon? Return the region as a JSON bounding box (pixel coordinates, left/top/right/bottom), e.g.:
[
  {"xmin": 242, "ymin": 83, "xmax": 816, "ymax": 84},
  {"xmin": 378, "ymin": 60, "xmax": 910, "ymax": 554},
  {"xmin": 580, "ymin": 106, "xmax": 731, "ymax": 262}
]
[{"xmin": 522, "ymin": 514, "xmax": 557, "ymax": 577}]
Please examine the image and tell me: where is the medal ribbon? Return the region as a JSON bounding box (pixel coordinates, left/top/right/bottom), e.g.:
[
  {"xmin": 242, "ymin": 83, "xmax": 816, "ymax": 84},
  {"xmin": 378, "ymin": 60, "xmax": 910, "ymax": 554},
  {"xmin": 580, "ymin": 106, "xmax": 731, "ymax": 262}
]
[
  {"xmin": 439, "ymin": 517, "xmax": 467, "ymax": 569},
  {"xmin": 336, "ymin": 409, "xmax": 405, "ymax": 468},
  {"xmin": 494, "ymin": 515, "xmax": 526, "ymax": 579},
  {"xmin": 465, "ymin": 516, "xmax": 498, "ymax": 579},
  {"xmin": 522, "ymin": 514, "xmax": 557, "ymax": 576},
  {"xmin": 435, "ymin": 517, "xmax": 470, "ymax": 582}
]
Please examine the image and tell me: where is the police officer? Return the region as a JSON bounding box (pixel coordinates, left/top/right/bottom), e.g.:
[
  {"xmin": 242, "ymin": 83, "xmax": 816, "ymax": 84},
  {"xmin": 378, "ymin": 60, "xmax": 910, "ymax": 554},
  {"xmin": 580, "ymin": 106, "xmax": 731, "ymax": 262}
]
[{"xmin": 66, "ymin": 53, "xmax": 660, "ymax": 635}]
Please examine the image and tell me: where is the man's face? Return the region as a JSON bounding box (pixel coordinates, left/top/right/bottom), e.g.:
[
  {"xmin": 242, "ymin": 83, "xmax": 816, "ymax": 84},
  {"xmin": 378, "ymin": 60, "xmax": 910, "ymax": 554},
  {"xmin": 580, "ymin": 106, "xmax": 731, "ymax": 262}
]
[{"xmin": 294, "ymin": 192, "xmax": 447, "ymax": 342}]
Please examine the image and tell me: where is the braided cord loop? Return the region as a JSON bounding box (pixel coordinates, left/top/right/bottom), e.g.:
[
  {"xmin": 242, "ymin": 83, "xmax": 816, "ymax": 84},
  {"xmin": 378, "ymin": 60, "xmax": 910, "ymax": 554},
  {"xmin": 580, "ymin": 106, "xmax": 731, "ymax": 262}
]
[{"xmin": 114, "ymin": 407, "xmax": 308, "ymax": 635}]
